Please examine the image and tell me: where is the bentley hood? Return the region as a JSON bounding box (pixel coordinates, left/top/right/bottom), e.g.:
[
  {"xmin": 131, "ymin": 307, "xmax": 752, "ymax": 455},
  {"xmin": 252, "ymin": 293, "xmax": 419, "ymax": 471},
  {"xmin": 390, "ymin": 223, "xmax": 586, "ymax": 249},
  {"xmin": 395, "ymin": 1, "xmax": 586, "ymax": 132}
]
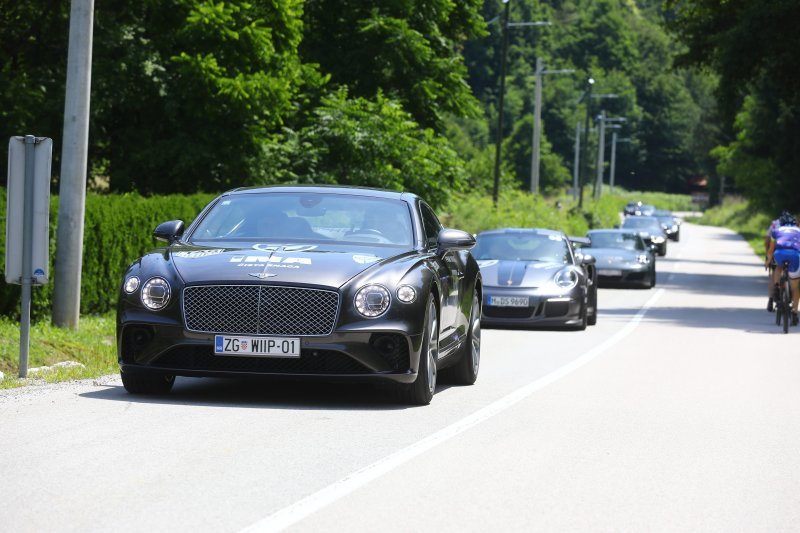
[
  {"xmin": 477, "ymin": 259, "xmax": 566, "ymax": 288},
  {"xmin": 168, "ymin": 243, "xmax": 406, "ymax": 288}
]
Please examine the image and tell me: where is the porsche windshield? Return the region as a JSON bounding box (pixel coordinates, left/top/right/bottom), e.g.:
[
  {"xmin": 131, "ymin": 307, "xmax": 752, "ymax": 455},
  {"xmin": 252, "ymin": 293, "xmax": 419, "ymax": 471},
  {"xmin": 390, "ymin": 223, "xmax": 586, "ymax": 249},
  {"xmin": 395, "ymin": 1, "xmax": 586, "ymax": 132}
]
[
  {"xmin": 473, "ymin": 233, "xmax": 570, "ymax": 263},
  {"xmin": 621, "ymin": 217, "xmax": 661, "ymax": 231},
  {"xmin": 588, "ymin": 232, "xmax": 645, "ymax": 251},
  {"xmin": 189, "ymin": 192, "xmax": 414, "ymax": 247}
]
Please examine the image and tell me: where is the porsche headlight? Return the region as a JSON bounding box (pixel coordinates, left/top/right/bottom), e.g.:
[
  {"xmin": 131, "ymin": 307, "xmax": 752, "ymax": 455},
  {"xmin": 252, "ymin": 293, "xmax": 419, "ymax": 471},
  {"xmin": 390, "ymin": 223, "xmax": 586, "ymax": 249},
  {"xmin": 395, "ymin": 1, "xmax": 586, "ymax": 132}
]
[
  {"xmin": 124, "ymin": 276, "xmax": 140, "ymax": 294},
  {"xmin": 650, "ymin": 235, "xmax": 665, "ymax": 243},
  {"xmin": 637, "ymin": 254, "xmax": 650, "ymax": 264},
  {"xmin": 554, "ymin": 269, "xmax": 579, "ymax": 290},
  {"xmin": 355, "ymin": 285, "xmax": 391, "ymax": 318},
  {"xmin": 141, "ymin": 277, "xmax": 171, "ymax": 310}
]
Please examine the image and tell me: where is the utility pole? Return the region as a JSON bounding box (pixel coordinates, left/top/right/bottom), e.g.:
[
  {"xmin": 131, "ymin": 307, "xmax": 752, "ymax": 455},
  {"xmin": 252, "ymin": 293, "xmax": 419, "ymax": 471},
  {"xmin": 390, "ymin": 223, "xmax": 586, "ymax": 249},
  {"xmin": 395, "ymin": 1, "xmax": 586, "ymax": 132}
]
[
  {"xmin": 530, "ymin": 58, "xmax": 573, "ymax": 195},
  {"xmin": 594, "ymin": 110, "xmax": 606, "ymax": 199},
  {"xmin": 491, "ymin": 0, "xmax": 511, "ymax": 207},
  {"xmin": 609, "ymin": 135, "xmax": 630, "ymax": 193},
  {"xmin": 572, "ymin": 120, "xmax": 581, "ymax": 201},
  {"xmin": 578, "ymin": 78, "xmax": 594, "ymax": 208},
  {"xmin": 53, "ymin": 0, "xmax": 94, "ymax": 329}
]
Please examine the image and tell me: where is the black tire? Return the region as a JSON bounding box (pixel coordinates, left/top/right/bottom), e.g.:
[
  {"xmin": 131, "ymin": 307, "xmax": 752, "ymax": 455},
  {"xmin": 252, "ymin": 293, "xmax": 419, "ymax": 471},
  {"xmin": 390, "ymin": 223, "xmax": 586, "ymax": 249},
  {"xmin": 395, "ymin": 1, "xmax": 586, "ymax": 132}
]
[
  {"xmin": 121, "ymin": 371, "xmax": 175, "ymax": 394},
  {"xmin": 782, "ymin": 285, "xmax": 791, "ymax": 334},
  {"xmin": 649, "ymin": 267, "xmax": 657, "ymax": 288},
  {"xmin": 397, "ymin": 296, "xmax": 438, "ymax": 405},
  {"xmin": 587, "ymin": 286, "xmax": 598, "ymax": 326},
  {"xmin": 658, "ymin": 242, "xmax": 667, "ymax": 257},
  {"xmin": 776, "ymin": 297, "xmax": 783, "ymax": 326},
  {"xmin": 674, "ymin": 231, "xmax": 680, "ymax": 242},
  {"xmin": 441, "ymin": 292, "xmax": 481, "ymax": 385}
]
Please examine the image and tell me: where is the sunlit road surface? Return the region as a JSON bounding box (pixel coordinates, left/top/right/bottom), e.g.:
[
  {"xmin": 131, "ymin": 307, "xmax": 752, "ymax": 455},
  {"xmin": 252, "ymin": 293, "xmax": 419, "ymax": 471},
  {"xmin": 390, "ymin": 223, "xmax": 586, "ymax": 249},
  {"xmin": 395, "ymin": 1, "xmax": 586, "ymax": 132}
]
[{"xmin": 2, "ymin": 222, "xmax": 799, "ymax": 532}]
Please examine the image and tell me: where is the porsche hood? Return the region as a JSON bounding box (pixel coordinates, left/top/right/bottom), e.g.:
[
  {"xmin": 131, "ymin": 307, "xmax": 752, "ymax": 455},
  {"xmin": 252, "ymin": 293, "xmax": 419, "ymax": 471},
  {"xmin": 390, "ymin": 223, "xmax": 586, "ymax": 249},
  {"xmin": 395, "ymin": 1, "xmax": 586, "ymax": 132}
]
[{"xmin": 477, "ymin": 259, "xmax": 566, "ymax": 287}]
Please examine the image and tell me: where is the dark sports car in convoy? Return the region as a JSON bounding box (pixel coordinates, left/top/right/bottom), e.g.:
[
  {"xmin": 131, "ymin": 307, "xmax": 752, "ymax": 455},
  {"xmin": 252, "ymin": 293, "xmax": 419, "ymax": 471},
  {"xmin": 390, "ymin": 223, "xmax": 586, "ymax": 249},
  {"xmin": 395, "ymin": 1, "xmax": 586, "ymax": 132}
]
[
  {"xmin": 117, "ymin": 186, "xmax": 482, "ymax": 405},
  {"xmin": 620, "ymin": 215, "xmax": 668, "ymax": 256},
  {"xmin": 585, "ymin": 229, "xmax": 656, "ymax": 288},
  {"xmin": 653, "ymin": 210, "xmax": 681, "ymax": 241},
  {"xmin": 472, "ymin": 229, "xmax": 597, "ymax": 330},
  {"xmin": 624, "ymin": 201, "xmax": 656, "ymax": 216}
]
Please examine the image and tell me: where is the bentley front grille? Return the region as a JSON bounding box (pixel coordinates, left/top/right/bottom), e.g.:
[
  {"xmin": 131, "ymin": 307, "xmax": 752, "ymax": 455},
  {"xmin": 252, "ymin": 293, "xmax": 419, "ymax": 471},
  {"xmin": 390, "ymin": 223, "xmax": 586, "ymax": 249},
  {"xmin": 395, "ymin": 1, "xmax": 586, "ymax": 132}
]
[{"xmin": 183, "ymin": 285, "xmax": 339, "ymax": 336}]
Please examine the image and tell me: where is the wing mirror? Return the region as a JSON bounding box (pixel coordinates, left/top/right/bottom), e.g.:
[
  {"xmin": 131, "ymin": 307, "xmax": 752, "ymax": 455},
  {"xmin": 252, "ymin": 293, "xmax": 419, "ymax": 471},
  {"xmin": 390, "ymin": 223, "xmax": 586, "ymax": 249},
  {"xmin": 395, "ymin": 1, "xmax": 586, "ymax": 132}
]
[
  {"xmin": 153, "ymin": 220, "xmax": 185, "ymax": 244},
  {"xmin": 437, "ymin": 228, "xmax": 475, "ymax": 252},
  {"xmin": 580, "ymin": 253, "xmax": 596, "ymax": 265}
]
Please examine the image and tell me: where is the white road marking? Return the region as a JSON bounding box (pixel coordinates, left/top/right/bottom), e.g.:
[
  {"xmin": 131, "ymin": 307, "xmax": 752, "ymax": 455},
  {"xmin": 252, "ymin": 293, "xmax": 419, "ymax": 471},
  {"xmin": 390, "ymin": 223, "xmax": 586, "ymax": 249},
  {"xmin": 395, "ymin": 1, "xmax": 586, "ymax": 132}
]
[{"xmin": 240, "ymin": 288, "xmax": 666, "ymax": 533}]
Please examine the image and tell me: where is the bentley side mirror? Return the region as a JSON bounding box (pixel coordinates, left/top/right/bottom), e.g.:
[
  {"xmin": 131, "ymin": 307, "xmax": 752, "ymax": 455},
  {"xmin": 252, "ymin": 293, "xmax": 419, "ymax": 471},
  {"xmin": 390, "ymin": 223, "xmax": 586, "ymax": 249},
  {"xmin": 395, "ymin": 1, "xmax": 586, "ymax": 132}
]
[
  {"xmin": 154, "ymin": 220, "xmax": 185, "ymax": 244},
  {"xmin": 437, "ymin": 228, "xmax": 475, "ymax": 252}
]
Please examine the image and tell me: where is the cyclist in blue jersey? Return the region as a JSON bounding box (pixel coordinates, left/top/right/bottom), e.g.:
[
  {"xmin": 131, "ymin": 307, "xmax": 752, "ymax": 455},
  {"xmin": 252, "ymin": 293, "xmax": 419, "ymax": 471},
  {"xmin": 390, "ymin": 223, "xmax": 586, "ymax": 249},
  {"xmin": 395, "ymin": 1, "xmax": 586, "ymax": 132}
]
[
  {"xmin": 766, "ymin": 212, "xmax": 800, "ymax": 325},
  {"xmin": 765, "ymin": 211, "xmax": 786, "ymax": 311}
]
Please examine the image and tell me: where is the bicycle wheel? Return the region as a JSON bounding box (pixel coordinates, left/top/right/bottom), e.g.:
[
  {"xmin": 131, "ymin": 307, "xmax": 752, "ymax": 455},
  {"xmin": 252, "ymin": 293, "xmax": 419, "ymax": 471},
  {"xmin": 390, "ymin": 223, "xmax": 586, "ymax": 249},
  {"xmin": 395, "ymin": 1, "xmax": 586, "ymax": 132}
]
[
  {"xmin": 776, "ymin": 292, "xmax": 783, "ymax": 326},
  {"xmin": 782, "ymin": 283, "xmax": 791, "ymax": 334}
]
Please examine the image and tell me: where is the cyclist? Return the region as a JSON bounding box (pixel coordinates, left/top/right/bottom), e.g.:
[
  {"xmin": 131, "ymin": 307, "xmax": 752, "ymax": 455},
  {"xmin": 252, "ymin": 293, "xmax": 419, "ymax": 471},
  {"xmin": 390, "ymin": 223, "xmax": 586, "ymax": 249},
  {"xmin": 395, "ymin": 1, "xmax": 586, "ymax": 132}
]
[
  {"xmin": 766, "ymin": 212, "xmax": 800, "ymax": 325},
  {"xmin": 765, "ymin": 212, "xmax": 784, "ymax": 311}
]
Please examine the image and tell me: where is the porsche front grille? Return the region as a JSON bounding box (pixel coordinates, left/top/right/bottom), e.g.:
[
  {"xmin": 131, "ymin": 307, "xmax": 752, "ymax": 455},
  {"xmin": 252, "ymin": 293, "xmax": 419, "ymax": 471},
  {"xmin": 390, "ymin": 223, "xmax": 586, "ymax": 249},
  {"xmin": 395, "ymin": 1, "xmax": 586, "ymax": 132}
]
[{"xmin": 183, "ymin": 285, "xmax": 339, "ymax": 336}]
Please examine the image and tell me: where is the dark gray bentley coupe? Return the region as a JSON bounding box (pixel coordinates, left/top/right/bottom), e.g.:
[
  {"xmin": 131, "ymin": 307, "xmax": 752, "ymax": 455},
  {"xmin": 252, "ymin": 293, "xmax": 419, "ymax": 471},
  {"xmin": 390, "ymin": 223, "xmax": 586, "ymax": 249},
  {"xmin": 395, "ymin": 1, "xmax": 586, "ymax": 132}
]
[
  {"xmin": 473, "ymin": 228, "xmax": 597, "ymax": 330},
  {"xmin": 117, "ymin": 186, "xmax": 481, "ymax": 405}
]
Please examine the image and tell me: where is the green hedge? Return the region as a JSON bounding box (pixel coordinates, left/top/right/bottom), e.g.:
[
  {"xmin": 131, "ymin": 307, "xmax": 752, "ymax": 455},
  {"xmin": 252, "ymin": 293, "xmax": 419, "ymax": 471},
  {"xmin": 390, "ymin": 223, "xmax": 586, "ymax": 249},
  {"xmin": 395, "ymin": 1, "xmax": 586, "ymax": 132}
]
[{"xmin": 0, "ymin": 188, "xmax": 215, "ymax": 320}]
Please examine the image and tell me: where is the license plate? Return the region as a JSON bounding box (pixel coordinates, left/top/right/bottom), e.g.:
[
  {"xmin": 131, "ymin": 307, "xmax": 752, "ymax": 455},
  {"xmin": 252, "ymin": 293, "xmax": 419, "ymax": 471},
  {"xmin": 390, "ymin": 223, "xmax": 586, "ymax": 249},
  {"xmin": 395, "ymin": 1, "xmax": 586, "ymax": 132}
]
[
  {"xmin": 598, "ymin": 269, "xmax": 623, "ymax": 276},
  {"xmin": 489, "ymin": 296, "xmax": 529, "ymax": 307},
  {"xmin": 214, "ymin": 335, "xmax": 301, "ymax": 357}
]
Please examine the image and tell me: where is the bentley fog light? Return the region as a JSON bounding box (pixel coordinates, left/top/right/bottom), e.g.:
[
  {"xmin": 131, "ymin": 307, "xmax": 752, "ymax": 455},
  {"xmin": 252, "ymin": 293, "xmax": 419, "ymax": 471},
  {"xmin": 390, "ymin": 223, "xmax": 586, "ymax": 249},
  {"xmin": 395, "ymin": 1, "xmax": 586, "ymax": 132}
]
[
  {"xmin": 124, "ymin": 276, "xmax": 140, "ymax": 294},
  {"xmin": 141, "ymin": 277, "xmax": 171, "ymax": 310},
  {"xmin": 355, "ymin": 285, "xmax": 391, "ymax": 318},
  {"xmin": 396, "ymin": 285, "xmax": 417, "ymax": 303},
  {"xmin": 554, "ymin": 269, "xmax": 579, "ymax": 290}
]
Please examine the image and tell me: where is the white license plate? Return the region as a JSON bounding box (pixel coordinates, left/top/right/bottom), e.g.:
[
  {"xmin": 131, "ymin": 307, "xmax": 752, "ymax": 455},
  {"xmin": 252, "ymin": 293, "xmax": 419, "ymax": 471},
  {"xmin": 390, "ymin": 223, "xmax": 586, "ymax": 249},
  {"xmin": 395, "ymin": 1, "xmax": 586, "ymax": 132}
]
[
  {"xmin": 214, "ymin": 335, "xmax": 301, "ymax": 357},
  {"xmin": 599, "ymin": 269, "xmax": 623, "ymax": 276},
  {"xmin": 489, "ymin": 296, "xmax": 529, "ymax": 307}
]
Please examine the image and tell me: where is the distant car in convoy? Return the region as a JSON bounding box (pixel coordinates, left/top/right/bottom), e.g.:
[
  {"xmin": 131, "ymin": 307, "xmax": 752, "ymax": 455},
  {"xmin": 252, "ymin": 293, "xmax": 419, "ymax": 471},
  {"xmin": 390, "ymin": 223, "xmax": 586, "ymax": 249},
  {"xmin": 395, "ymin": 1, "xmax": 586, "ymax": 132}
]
[
  {"xmin": 472, "ymin": 228, "xmax": 597, "ymax": 330},
  {"xmin": 116, "ymin": 186, "xmax": 482, "ymax": 405},
  {"xmin": 585, "ymin": 229, "xmax": 656, "ymax": 288},
  {"xmin": 653, "ymin": 210, "xmax": 681, "ymax": 241},
  {"xmin": 623, "ymin": 201, "xmax": 656, "ymax": 216},
  {"xmin": 621, "ymin": 215, "xmax": 668, "ymax": 256}
]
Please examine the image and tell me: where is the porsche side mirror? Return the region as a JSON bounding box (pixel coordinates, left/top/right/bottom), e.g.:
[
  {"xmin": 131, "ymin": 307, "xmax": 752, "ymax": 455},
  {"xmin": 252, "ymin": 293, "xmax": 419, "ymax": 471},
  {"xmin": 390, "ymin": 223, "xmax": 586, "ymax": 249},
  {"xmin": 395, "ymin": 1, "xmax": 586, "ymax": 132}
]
[
  {"xmin": 581, "ymin": 253, "xmax": 596, "ymax": 265},
  {"xmin": 154, "ymin": 220, "xmax": 185, "ymax": 244},
  {"xmin": 437, "ymin": 228, "xmax": 475, "ymax": 251}
]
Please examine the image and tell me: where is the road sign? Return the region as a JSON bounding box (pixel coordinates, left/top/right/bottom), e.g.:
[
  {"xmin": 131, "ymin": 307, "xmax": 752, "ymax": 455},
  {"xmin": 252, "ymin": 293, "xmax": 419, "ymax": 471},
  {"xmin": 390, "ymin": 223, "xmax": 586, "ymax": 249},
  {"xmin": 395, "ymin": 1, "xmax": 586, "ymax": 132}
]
[{"xmin": 5, "ymin": 136, "xmax": 52, "ymax": 285}]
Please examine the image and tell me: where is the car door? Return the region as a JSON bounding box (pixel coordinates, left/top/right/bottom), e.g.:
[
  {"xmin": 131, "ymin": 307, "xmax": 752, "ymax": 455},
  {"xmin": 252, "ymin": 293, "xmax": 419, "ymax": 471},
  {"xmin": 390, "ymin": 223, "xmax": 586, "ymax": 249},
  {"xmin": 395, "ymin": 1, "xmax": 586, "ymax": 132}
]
[{"xmin": 419, "ymin": 202, "xmax": 461, "ymax": 352}]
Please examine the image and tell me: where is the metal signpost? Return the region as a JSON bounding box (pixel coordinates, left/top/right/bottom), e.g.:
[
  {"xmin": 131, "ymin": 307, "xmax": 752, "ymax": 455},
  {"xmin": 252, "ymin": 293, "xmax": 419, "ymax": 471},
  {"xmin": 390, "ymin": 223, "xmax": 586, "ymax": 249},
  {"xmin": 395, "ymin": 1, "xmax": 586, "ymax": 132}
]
[{"xmin": 6, "ymin": 136, "xmax": 53, "ymax": 377}]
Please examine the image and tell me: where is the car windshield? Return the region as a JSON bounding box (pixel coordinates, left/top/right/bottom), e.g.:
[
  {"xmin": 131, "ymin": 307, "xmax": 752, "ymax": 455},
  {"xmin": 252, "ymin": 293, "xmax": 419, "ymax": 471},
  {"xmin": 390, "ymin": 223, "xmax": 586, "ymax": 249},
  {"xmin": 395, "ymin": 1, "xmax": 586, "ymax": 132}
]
[
  {"xmin": 588, "ymin": 232, "xmax": 645, "ymax": 251},
  {"xmin": 189, "ymin": 192, "xmax": 414, "ymax": 247},
  {"xmin": 622, "ymin": 217, "xmax": 661, "ymax": 231},
  {"xmin": 473, "ymin": 233, "xmax": 570, "ymax": 263}
]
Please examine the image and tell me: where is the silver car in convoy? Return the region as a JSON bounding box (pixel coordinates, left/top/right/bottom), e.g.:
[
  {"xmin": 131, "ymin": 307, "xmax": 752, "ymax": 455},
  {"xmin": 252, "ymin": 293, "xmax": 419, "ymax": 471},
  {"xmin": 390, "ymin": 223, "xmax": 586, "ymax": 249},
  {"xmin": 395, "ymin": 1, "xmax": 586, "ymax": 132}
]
[
  {"xmin": 473, "ymin": 228, "xmax": 597, "ymax": 330},
  {"xmin": 585, "ymin": 229, "xmax": 656, "ymax": 288},
  {"xmin": 620, "ymin": 215, "xmax": 668, "ymax": 256}
]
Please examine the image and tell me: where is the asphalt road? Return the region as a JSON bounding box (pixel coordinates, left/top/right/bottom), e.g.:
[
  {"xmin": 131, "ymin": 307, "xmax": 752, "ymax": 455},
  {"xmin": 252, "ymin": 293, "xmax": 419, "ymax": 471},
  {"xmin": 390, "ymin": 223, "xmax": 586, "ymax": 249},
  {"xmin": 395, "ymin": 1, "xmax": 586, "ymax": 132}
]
[{"xmin": 2, "ymin": 222, "xmax": 799, "ymax": 532}]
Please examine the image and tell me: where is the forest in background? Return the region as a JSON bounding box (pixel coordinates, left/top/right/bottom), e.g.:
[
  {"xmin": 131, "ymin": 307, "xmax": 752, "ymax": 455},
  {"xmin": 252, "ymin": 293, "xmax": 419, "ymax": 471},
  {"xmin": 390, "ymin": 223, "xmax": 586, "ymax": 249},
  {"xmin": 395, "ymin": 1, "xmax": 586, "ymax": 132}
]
[{"xmin": 1, "ymin": 1, "xmax": 795, "ymax": 212}]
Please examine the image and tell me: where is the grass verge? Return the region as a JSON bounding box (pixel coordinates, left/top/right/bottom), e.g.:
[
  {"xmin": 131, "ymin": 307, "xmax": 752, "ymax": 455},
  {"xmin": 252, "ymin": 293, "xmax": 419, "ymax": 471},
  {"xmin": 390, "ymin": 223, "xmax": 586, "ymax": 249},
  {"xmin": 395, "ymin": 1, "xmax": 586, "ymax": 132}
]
[{"xmin": 0, "ymin": 313, "xmax": 116, "ymax": 389}]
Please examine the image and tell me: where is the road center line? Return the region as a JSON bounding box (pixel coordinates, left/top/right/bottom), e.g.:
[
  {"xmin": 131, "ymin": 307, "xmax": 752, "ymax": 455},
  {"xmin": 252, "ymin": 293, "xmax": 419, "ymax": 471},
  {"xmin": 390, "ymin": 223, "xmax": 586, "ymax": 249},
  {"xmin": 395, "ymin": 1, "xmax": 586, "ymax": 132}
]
[{"xmin": 240, "ymin": 288, "xmax": 666, "ymax": 533}]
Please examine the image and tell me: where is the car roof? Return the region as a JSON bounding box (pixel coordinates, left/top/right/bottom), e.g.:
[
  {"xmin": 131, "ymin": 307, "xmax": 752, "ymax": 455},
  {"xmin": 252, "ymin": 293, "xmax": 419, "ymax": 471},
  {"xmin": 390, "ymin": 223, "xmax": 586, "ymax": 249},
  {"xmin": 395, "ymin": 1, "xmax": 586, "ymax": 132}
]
[
  {"xmin": 623, "ymin": 216, "xmax": 659, "ymax": 222},
  {"xmin": 221, "ymin": 185, "xmax": 421, "ymax": 203},
  {"xmin": 588, "ymin": 229, "xmax": 641, "ymax": 235}
]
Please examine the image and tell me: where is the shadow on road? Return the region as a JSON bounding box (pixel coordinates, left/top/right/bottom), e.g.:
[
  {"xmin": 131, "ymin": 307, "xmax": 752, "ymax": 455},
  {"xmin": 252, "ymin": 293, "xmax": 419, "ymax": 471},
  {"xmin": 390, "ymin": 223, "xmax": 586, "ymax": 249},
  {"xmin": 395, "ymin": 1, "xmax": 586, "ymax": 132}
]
[{"xmin": 80, "ymin": 378, "xmax": 453, "ymax": 411}]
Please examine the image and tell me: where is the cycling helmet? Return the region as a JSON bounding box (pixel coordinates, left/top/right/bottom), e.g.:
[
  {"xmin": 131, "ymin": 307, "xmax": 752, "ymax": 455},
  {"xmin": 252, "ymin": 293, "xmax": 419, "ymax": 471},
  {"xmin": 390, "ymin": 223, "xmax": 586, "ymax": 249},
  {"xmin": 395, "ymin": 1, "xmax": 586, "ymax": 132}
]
[{"xmin": 779, "ymin": 210, "xmax": 797, "ymax": 226}]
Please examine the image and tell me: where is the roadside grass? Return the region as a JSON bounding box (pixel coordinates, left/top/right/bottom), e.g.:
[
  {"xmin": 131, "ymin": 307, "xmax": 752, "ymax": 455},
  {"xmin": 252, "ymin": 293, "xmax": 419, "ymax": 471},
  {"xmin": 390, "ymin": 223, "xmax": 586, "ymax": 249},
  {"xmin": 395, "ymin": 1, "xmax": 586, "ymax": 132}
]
[
  {"xmin": 688, "ymin": 198, "xmax": 769, "ymax": 257},
  {"xmin": 0, "ymin": 313, "xmax": 116, "ymax": 389}
]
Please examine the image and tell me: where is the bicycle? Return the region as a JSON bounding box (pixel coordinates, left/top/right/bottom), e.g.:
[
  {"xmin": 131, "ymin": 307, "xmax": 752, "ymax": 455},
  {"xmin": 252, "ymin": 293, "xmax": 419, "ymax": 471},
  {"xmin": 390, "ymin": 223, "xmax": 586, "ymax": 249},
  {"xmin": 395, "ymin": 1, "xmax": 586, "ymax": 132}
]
[{"xmin": 774, "ymin": 259, "xmax": 794, "ymax": 333}]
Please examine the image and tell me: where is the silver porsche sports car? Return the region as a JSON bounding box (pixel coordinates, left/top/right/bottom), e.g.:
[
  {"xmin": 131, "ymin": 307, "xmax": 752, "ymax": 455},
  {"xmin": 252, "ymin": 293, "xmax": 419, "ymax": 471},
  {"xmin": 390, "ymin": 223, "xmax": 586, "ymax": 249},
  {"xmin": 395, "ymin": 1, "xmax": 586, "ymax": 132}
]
[
  {"xmin": 585, "ymin": 229, "xmax": 656, "ymax": 288},
  {"xmin": 473, "ymin": 229, "xmax": 597, "ymax": 330}
]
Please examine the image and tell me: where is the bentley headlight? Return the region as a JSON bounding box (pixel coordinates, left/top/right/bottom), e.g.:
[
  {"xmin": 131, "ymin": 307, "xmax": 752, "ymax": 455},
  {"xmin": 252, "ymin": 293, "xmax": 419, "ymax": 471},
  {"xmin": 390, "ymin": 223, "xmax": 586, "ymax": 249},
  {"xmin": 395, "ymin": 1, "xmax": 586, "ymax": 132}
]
[
  {"xmin": 637, "ymin": 254, "xmax": 650, "ymax": 264},
  {"xmin": 124, "ymin": 276, "xmax": 140, "ymax": 294},
  {"xmin": 141, "ymin": 277, "xmax": 171, "ymax": 310},
  {"xmin": 355, "ymin": 285, "xmax": 391, "ymax": 318},
  {"xmin": 554, "ymin": 268, "xmax": 579, "ymax": 290},
  {"xmin": 650, "ymin": 235, "xmax": 665, "ymax": 243},
  {"xmin": 396, "ymin": 285, "xmax": 417, "ymax": 303}
]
